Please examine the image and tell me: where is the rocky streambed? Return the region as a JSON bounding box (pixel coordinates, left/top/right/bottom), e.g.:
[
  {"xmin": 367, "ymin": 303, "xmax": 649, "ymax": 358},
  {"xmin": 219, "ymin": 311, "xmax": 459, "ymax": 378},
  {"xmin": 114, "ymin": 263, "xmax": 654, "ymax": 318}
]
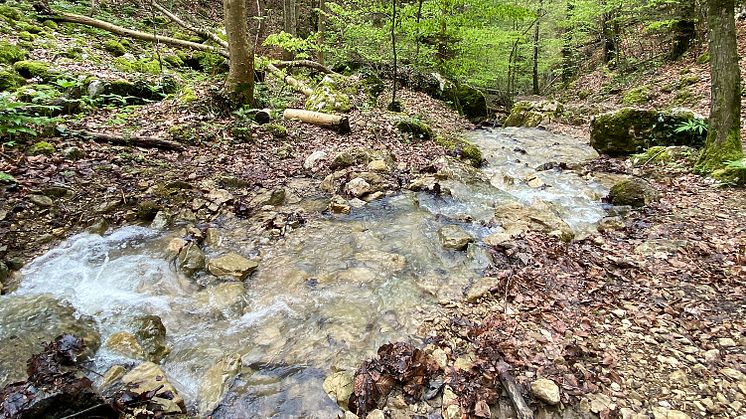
[{"xmin": 0, "ymin": 127, "xmax": 632, "ymax": 417}]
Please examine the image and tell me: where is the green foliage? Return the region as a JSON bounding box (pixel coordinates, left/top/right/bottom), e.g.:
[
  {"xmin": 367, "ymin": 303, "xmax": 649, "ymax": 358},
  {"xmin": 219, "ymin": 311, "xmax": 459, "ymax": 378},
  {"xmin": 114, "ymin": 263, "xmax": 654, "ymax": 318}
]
[
  {"xmin": 0, "ymin": 171, "xmax": 16, "ymax": 183},
  {"xmin": 0, "ymin": 93, "xmax": 59, "ymax": 140},
  {"xmin": 263, "ymin": 32, "xmax": 319, "ymax": 59},
  {"xmin": 27, "ymin": 140, "xmax": 55, "ymax": 155},
  {"xmin": 674, "ymin": 118, "xmax": 708, "ymax": 136},
  {"xmin": 0, "ymin": 70, "xmax": 24, "ymax": 92}
]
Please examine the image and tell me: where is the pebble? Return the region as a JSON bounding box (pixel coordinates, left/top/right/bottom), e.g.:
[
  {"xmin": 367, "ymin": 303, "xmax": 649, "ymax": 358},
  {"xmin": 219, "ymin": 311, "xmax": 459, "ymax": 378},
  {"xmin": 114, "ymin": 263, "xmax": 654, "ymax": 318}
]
[
  {"xmin": 718, "ymin": 337, "xmax": 736, "ymax": 347},
  {"xmin": 29, "ymin": 194, "xmax": 54, "ymax": 208},
  {"xmin": 531, "ymin": 378, "xmax": 561, "ymax": 405}
]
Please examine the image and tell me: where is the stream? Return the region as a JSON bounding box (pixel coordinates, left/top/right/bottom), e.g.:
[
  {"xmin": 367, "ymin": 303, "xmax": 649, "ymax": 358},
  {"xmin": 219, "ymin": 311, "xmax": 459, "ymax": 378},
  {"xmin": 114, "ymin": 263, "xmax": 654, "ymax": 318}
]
[{"xmin": 1, "ymin": 128, "xmax": 615, "ymax": 417}]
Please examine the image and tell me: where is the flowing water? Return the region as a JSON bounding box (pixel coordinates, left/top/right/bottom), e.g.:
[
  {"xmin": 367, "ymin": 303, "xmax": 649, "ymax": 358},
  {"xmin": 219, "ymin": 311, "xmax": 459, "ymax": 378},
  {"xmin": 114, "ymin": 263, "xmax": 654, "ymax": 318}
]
[{"xmin": 2, "ymin": 128, "xmax": 614, "ymax": 417}]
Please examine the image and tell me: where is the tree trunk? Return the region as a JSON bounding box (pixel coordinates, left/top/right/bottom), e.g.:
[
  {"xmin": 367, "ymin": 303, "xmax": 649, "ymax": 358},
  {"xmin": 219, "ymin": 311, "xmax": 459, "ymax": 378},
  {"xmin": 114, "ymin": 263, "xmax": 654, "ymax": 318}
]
[
  {"xmin": 697, "ymin": 0, "xmax": 743, "ymax": 172},
  {"xmin": 390, "ymin": 0, "xmax": 398, "ymax": 108},
  {"xmin": 224, "ymin": 0, "xmax": 254, "ymax": 105},
  {"xmin": 283, "ymin": 109, "xmax": 351, "ymax": 133},
  {"xmin": 601, "ymin": 1, "xmax": 617, "ymax": 64},
  {"xmin": 532, "ymin": 0, "xmax": 543, "ymax": 95},
  {"xmin": 561, "ymin": 1, "xmax": 575, "ymax": 83},
  {"xmin": 670, "ymin": 0, "xmax": 697, "ymax": 60},
  {"xmin": 283, "ymin": 0, "xmax": 297, "ymax": 60},
  {"xmin": 414, "ymin": 0, "xmax": 424, "ymax": 60},
  {"xmin": 317, "ymin": 0, "xmax": 326, "ymax": 64}
]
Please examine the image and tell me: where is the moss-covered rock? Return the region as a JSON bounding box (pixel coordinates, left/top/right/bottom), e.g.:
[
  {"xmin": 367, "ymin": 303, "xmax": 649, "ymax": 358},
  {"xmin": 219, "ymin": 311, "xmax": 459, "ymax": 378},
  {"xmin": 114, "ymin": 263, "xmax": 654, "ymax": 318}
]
[
  {"xmin": 163, "ymin": 54, "xmax": 184, "ymax": 68},
  {"xmin": 13, "ymin": 60, "xmax": 52, "ymax": 80},
  {"xmin": 590, "ymin": 108, "xmax": 707, "ymax": 156},
  {"xmin": 16, "ymin": 22, "xmax": 44, "ymax": 35},
  {"xmin": 17, "ymin": 31, "xmax": 34, "ymax": 41},
  {"xmin": 0, "ymin": 5, "xmax": 22, "ymax": 21},
  {"xmin": 504, "ymin": 100, "xmax": 564, "ymax": 128},
  {"xmin": 265, "ymin": 123, "xmax": 287, "ymax": 138},
  {"xmin": 42, "ymin": 20, "xmax": 58, "ymax": 30},
  {"xmin": 435, "ymin": 135, "xmax": 484, "ymax": 167},
  {"xmin": 0, "ymin": 41, "xmax": 25, "ymax": 65},
  {"xmin": 27, "ymin": 141, "xmax": 56, "ymax": 156},
  {"xmin": 396, "ymin": 117, "xmax": 433, "ymax": 141},
  {"xmin": 305, "ymin": 75, "xmax": 352, "ymax": 113},
  {"xmin": 608, "ymin": 178, "xmax": 659, "ymax": 207},
  {"xmin": 104, "ymin": 39, "xmax": 127, "ymax": 57},
  {"xmin": 711, "ymin": 161, "xmax": 746, "ymax": 186},
  {"xmin": 630, "ymin": 146, "xmax": 698, "ymax": 167},
  {"xmin": 0, "ymin": 70, "xmax": 23, "ymax": 91},
  {"xmin": 113, "ymin": 56, "xmax": 161, "ymax": 74},
  {"xmin": 621, "ymin": 86, "xmax": 653, "ymax": 105},
  {"xmin": 442, "ymin": 83, "xmax": 488, "ymax": 121}
]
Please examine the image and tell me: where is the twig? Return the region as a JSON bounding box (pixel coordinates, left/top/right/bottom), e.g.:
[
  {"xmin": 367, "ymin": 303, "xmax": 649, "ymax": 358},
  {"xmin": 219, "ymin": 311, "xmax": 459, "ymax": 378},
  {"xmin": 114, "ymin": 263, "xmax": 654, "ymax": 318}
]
[
  {"xmin": 640, "ymin": 147, "xmax": 668, "ymax": 170},
  {"xmin": 496, "ymin": 361, "xmax": 534, "ymax": 419},
  {"xmin": 59, "ymin": 403, "xmax": 110, "ymax": 419}
]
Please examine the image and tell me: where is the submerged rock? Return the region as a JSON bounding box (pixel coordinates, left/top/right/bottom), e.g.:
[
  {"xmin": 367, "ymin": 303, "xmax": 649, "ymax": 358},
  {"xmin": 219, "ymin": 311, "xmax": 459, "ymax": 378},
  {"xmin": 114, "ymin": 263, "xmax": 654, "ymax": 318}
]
[
  {"xmin": 608, "ymin": 178, "xmax": 659, "ymax": 207},
  {"xmin": 199, "ymin": 353, "xmax": 242, "ymax": 415},
  {"xmin": 177, "ymin": 241, "xmax": 206, "ymax": 275},
  {"xmin": 207, "ymin": 252, "xmax": 258, "ymax": 279},
  {"xmin": 323, "ymin": 370, "xmax": 354, "ymax": 411},
  {"xmin": 121, "ymin": 362, "xmax": 186, "ymax": 414},
  {"xmin": 133, "ymin": 315, "xmax": 170, "ymax": 362},
  {"xmin": 195, "ymin": 282, "xmax": 248, "ymax": 317},
  {"xmin": 106, "ymin": 331, "xmax": 146, "ymax": 359},
  {"xmin": 493, "ymin": 201, "xmax": 574, "ymax": 241},
  {"xmin": 0, "ymin": 295, "xmax": 100, "ymax": 386},
  {"xmin": 590, "ymin": 108, "xmax": 706, "ymax": 156},
  {"xmin": 438, "ymin": 225, "xmax": 474, "ymax": 250}
]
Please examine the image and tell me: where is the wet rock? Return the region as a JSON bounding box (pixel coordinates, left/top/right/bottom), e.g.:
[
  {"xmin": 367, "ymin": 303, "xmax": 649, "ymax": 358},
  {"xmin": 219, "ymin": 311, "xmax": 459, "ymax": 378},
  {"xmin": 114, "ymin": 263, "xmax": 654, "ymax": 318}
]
[
  {"xmin": 0, "ymin": 295, "xmax": 100, "ymax": 386},
  {"xmin": 349, "ymin": 198, "xmax": 366, "ymax": 208},
  {"xmin": 344, "ymin": 177, "xmax": 373, "ymax": 198},
  {"xmin": 531, "ymin": 378, "xmax": 560, "ymax": 405},
  {"xmin": 329, "ymin": 195, "xmax": 352, "ymax": 214},
  {"xmin": 250, "ymin": 188, "xmax": 286, "ymax": 207},
  {"xmin": 0, "ymin": 261, "xmax": 9, "ymax": 284},
  {"xmin": 323, "ymin": 370, "xmax": 354, "ymax": 410},
  {"xmin": 362, "ymin": 191, "xmax": 384, "ymax": 202},
  {"xmin": 121, "ymin": 362, "xmax": 186, "ymax": 414},
  {"xmin": 106, "ymin": 331, "xmax": 145, "ymax": 359},
  {"xmin": 334, "ymin": 267, "xmax": 378, "ymax": 284},
  {"xmin": 438, "ymin": 225, "xmax": 474, "ymax": 250},
  {"xmin": 166, "ymin": 237, "xmax": 187, "ymax": 257},
  {"xmin": 195, "ymin": 282, "xmax": 247, "ymax": 317},
  {"xmin": 609, "ymin": 178, "xmax": 659, "ymax": 207},
  {"xmin": 99, "ymin": 365, "xmax": 126, "ymax": 390},
  {"xmin": 304, "ymin": 150, "xmax": 327, "ymax": 170},
  {"xmin": 331, "ymin": 149, "xmax": 370, "ymax": 170},
  {"xmin": 590, "ymin": 108, "xmax": 706, "ymax": 156},
  {"xmin": 207, "ymin": 252, "xmax": 258, "ymax": 279},
  {"xmin": 205, "ymin": 228, "xmax": 221, "ymax": 247},
  {"xmin": 598, "ymin": 216, "xmax": 626, "ymax": 232},
  {"xmin": 651, "ymin": 407, "xmax": 690, "ymax": 419},
  {"xmin": 28, "ymin": 194, "xmax": 53, "ymax": 208},
  {"xmin": 466, "ymin": 276, "xmax": 500, "ymax": 302},
  {"xmin": 355, "ymin": 250, "xmax": 406, "ymax": 272},
  {"xmin": 150, "ymin": 210, "xmax": 170, "ymax": 230},
  {"xmin": 133, "ymin": 315, "xmax": 170, "ymax": 362},
  {"xmin": 504, "ymin": 100, "xmax": 564, "ymax": 128},
  {"xmin": 494, "ymin": 201, "xmax": 574, "ymax": 241},
  {"xmin": 199, "ymin": 353, "xmax": 242, "ymax": 415},
  {"xmin": 207, "ymin": 189, "xmax": 234, "ymax": 206},
  {"xmin": 407, "ymin": 175, "xmax": 437, "ymax": 191},
  {"xmin": 177, "ymin": 241, "xmax": 206, "ymax": 276},
  {"xmin": 483, "ymin": 231, "xmax": 513, "ymax": 247}
]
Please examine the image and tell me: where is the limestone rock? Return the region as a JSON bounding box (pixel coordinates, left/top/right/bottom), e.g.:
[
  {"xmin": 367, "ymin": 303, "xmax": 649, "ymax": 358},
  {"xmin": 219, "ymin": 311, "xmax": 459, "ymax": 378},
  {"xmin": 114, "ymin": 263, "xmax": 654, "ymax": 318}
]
[
  {"xmin": 329, "ymin": 195, "xmax": 351, "ymax": 214},
  {"xmin": 29, "ymin": 194, "xmax": 53, "ymax": 208},
  {"xmin": 504, "ymin": 100, "xmax": 564, "ymax": 127},
  {"xmin": 177, "ymin": 242, "xmax": 205, "ymax": 276},
  {"xmin": 99, "ymin": 365, "xmax": 126, "ymax": 390},
  {"xmin": 367, "ymin": 159, "xmax": 390, "ymax": 173},
  {"xmin": 250, "ymin": 188, "xmax": 286, "ymax": 207},
  {"xmin": 494, "ymin": 201, "xmax": 573, "ymax": 241},
  {"xmin": 150, "ymin": 211, "xmax": 170, "ymax": 230},
  {"xmin": 323, "ymin": 371, "xmax": 354, "ymax": 410},
  {"xmin": 106, "ymin": 332, "xmax": 145, "ymax": 359},
  {"xmin": 344, "ymin": 177, "xmax": 373, "ymax": 198},
  {"xmin": 304, "ymin": 150, "xmax": 327, "ymax": 170},
  {"xmin": 0, "ymin": 295, "xmax": 100, "ymax": 387},
  {"xmin": 590, "ymin": 108, "xmax": 706, "ymax": 156},
  {"xmin": 196, "ymin": 282, "xmax": 248, "ymax": 317},
  {"xmin": 121, "ymin": 362, "xmax": 186, "ymax": 414},
  {"xmin": 466, "ymin": 277, "xmax": 501, "ymax": 302},
  {"xmin": 651, "ymin": 407, "xmax": 690, "ymax": 419},
  {"xmin": 483, "ymin": 231, "xmax": 513, "ymax": 247},
  {"xmin": 199, "ymin": 353, "xmax": 242, "ymax": 415},
  {"xmin": 609, "ymin": 178, "xmax": 659, "ymax": 207},
  {"xmin": 207, "ymin": 252, "xmax": 258, "ymax": 279},
  {"xmin": 133, "ymin": 315, "xmax": 170, "ymax": 362},
  {"xmin": 531, "ymin": 378, "xmax": 561, "ymax": 405},
  {"xmin": 438, "ymin": 225, "xmax": 474, "ymax": 250}
]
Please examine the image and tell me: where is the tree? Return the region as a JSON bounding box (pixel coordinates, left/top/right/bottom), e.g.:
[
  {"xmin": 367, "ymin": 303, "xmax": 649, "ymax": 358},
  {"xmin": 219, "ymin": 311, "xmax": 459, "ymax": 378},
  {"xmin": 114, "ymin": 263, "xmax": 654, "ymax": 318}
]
[
  {"xmin": 283, "ymin": 0, "xmax": 298, "ymax": 59},
  {"xmin": 696, "ymin": 0, "xmax": 743, "ymax": 172},
  {"xmin": 532, "ymin": 0, "xmax": 544, "ymax": 94},
  {"xmin": 224, "ymin": 0, "xmax": 254, "ymax": 105},
  {"xmin": 670, "ymin": 0, "xmax": 697, "ymax": 60}
]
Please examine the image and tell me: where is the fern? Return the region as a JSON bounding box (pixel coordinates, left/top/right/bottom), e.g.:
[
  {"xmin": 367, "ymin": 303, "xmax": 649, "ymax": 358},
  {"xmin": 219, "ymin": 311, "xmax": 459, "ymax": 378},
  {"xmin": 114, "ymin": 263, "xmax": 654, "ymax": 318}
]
[
  {"xmin": 674, "ymin": 119, "xmax": 708, "ymax": 136},
  {"xmin": 0, "ymin": 93, "xmax": 60, "ymax": 140}
]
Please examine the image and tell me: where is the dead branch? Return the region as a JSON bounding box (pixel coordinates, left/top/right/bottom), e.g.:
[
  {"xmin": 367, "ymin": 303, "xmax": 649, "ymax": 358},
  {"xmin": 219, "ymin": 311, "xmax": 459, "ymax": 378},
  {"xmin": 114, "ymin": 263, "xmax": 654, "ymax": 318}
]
[
  {"xmin": 496, "ymin": 361, "xmax": 534, "ymax": 419},
  {"xmin": 266, "ymin": 63, "xmax": 313, "ymax": 96},
  {"xmin": 71, "ymin": 130, "xmax": 186, "ymax": 151},
  {"xmin": 152, "ymin": 1, "xmax": 229, "ymax": 49},
  {"xmin": 283, "ymin": 108, "xmax": 350, "ymax": 134},
  {"xmin": 273, "ymin": 60, "xmax": 336, "ymax": 74},
  {"xmin": 36, "ymin": 6, "xmax": 228, "ymax": 58}
]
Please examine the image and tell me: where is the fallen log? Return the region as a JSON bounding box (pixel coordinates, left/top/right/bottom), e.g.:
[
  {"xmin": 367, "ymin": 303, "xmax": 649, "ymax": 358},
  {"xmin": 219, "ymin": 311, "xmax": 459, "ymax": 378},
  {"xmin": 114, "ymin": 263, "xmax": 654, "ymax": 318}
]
[
  {"xmin": 283, "ymin": 109, "xmax": 350, "ymax": 134},
  {"xmin": 267, "ymin": 63, "xmax": 313, "ymax": 96},
  {"xmin": 273, "ymin": 60, "xmax": 336, "ymax": 74},
  {"xmin": 152, "ymin": 1, "xmax": 229, "ymax": 49},
  {"xmin": 496, "ymin": 361, "xmax": 534, "ymax": 419},
  {"xmin": 34, "ymin": 5, "xmax": 228, "ymax": 58},
  {"xmin": 71, "ymin": 130, "xmax": 186, "ymax": 151}
]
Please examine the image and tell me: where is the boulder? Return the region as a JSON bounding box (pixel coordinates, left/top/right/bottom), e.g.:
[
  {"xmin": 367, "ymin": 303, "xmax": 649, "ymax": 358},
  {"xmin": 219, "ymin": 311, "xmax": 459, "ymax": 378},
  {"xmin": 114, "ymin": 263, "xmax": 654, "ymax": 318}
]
[
  {"xmin": 590, "ymin": 108, "xmax": 707, "ymax": 156},
  {"xmin": 493, "ymin": 201, "xmax": 574, "ymax": 241},
  {"xmin": 28, "ymin": 194, "xmax": 54, "ymax": 208},
  {"xmin": 531, "ymin": 378, "xmax": 561, "ymax": 405},
  {"xmin": 304, "ymin": 150, "xmax": 327, "ymax": 170},
  {"xmin": 438, "ymin": 225, "xmax": 474, "ymax": 250},
  {"xmin": 442, "ymin": 83, "xmax": 489, "ymax": 121},
  {"xmin": 344, "ymin": 177, "xmax": 373, "ymax": 198},
  {"xmin": 0, "ymin": 295, "xmax": 100, "ymax": 386},
  {"xmin": 198, "ymin": 353, "xmax": 242, "ymax": 415},
  {"xmin": 105, "ymin": 332, "xmax": 146, "ymax": 359},
  {"xmin": 207, "ymin": 252, "xmax": 258, "ymax": 279},
  {"xmin": 121, "ymin": 362, "xmax": 186, "ymax": 414},
  {"xmin": 504, "ymin": 100, "xmax": 564, "ymax": 128},
  {"xmin": 323, "ymin": 370, "xmax": 354, "ymax": 410},
  {"xmin": 177, "ymin": 241, "xmax": 205, "ymax": 276},
  {"xmin": 133, "ymin": 315, "xmax": 170, "ymax": 362},
  {"xmin": 608, "ymin": 178, "xmax": 659, "ymax": 207}
]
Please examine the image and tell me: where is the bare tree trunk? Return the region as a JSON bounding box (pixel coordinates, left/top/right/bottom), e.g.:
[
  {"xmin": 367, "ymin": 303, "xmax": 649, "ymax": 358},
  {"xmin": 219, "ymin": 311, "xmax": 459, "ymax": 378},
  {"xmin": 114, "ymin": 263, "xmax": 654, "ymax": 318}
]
[
  {"xmin": 696, "ymin": 0, "xmax": 743, "ymax": 172},
  {"xmin": 561, "ymin": 1, "xmax": 575, "ymax": 83},
  {"xmin": 283, "ymin": 0, "xmax": 297, "ymax": 60},
  {"xmin": 224, "ymin": 0, "xmax": 254, "ymax": 105},
  {"xmin": 532, "ymin": 0, "xmax": 544, "ymax": 95},
  {"xmin": 414, "ymin": 0, "xmax": 424, "ymax": 60},
  {"xmin": 390, "ymin": 0, "xmax": 398, "ymax": 108},
  {"xmin": 670, "ymin": 0, "xmax": 697, "ymax": 60},
  {"xmin": 317, "ymin": 0, "xmax": 326, "ymax": 64},
  {"xmin": 601, "ymin": 0, "xmax": 618, "ymax": 64}
]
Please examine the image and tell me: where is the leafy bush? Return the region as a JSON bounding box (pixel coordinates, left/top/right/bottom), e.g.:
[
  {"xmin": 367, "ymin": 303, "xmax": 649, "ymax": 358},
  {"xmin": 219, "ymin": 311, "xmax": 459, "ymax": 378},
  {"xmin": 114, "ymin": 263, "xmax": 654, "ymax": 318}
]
[{"xmin": 0, "ymin": 93, "xmax": 59, "ymax": 140}]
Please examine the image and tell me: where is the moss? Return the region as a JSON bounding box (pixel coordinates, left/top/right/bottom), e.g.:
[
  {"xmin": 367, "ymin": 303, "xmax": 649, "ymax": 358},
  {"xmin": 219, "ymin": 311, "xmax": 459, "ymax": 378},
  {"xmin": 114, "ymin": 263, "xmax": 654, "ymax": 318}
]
[
  {"xmin": 16, "ymin": 22, "xmax": 44, "ymax": 34},
  {"xmin": 178, "ymin": 86, "xmax": 198, "ymax": 103},
  {"xmin": 27, "ymin": 141, "xmax": 56, "ymax": 156},
  {"xmin": 435, "ymin": 136, "xmax": 483, "ymax": 167},
  {"xmin": 696, "ymin": 52, "xmax": 710, "ymax": 65},
  {"xmin": 136, "ymin": 201, "xmax": 161, "ymax": 221},
  {"xmin": 0, "ymin": 70, "xmax": 24, "ymax": 91},
  {"xmin": 0, "ymin": 5, "xmax": 22, "ymax": 21},
  {"xmin": 189, "ymin": 51, "xmax": 226, "ymax": 72},
  {"xmin": 622, "ymin": 86, "xmax": 653, "ymax": 105},
  {"xmin": 460, "ymin": 143, "xmax": 483, "ymax": 166},
  {"xmin": 18, "ymin": 31, "xmax": 34, "ymax": 41},
  {"xmin": 305, "ymin": 76, "xmax": 352, "ymax": 113},
  {"xmin": 104, "ymin": 40, "xmax": 126, "ymax": 57},
  {"xmin": 163, "ymin": 54, "xmax": 184, "ymax": 68},
  {"xmin": 396, "ymin": 117, "xmax": 433, "ymax": 141},
  {"xmin": 168, "ymin": 123, "xmax": 201, "ymax": 145},
  {"xmin": 265, "ymin": 123, "xmax": 287, "ymax": 138},
  {"xmin": 677, "ymin": 74, "xmax": 700, "ymax": 88},
  {"xmin": 609, "ymin": 178, "xmax": 659, "ymax": 207},
  {"xmin": 63, "ymin": 47, "xmax": 83, "ymax": 60},
  {"xmin": 231, "ymin": 125, "xmax": 252, "ymax": 143},
  {"xmin": 0, "ymin": 41, "xmax": 25, "ymax": 65},
  {"xmin": 113, "ymin": 56, "xmax": 161, "ymax": 74},
  {"xmin": 673, "ymin": 88, "xmax": 695, "ymax": 106},
  {"xmin": 695, "ymin": 129, "xmax": 743, "ymax": 173},
  {"xmin": 42, "ymin": 20, "xmax": 58, "ymax": 30},
  {"xmin": 13, "ymin": 60, "xmax": 52, "ymax": 80},
  {"xmin": 711, "ymin": 163, "xmax": 746, "ymax": 186}
]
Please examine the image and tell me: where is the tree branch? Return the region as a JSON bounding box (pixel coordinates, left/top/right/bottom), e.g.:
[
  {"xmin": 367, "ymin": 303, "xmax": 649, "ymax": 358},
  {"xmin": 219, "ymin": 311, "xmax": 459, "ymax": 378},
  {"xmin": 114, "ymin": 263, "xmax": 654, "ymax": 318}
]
[
  {"xmin": 273, "ymin": 60, "xmax": 336, "ymax": 74},
  {"xmin": 152, "ymin": 1, "xmax": 229, "ymax": 49},
  {"xmin": 71, "ymin": 130, "xmax": 186, "ymax": 151}
]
